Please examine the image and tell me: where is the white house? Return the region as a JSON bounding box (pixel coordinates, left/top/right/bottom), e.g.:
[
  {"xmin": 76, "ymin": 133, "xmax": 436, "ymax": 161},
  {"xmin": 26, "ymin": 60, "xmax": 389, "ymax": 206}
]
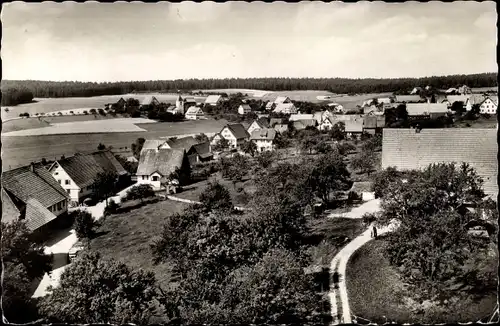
[
  {"xmin": 238, "ymin": 104, "xmax": 252, "ymax": 115},
  {"xmin": 136, "ymin": 148, "xmax": 189, "ymax": 189},
  {"xmin": 213, "ymin": 123, "xmax": 250, "ymax": 149},
  {"xmin": 140, "ymin": 96, "xmax": 160, "ymax": 108},
  {"xmin": 247, "ymin": 118, "xmax": 269, "ymax": 134},
  {"xmin": 479, "ymin": 96, "xmax": 498, "ymax": 114},
  {"xmin": 48, "ymin": 150, "xmax": 128, "ymax": 205},
  {"xmin": 205, "ymin": 95, "xmax": 222, "ymax": 106},
  {"xmin": 328, "ymin": 103, "xmax": 345, "ymax": 113},
  {"xmin": 185, "ymin": 106, "xmax": 205, "ymax": 120},
  {"xmin": 273, "ymin": 103, "xmax": 298, "ymax": 114},
  {"xmin": 250, "ymin": 128, "xmax": 276, "ymax": 153}
]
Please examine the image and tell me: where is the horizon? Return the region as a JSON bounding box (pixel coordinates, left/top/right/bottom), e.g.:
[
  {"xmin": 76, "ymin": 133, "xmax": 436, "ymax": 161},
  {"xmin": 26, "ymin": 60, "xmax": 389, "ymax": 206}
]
[{"xmin": 2, "ymin": 1, "xmax": 497, "ymax": 82}]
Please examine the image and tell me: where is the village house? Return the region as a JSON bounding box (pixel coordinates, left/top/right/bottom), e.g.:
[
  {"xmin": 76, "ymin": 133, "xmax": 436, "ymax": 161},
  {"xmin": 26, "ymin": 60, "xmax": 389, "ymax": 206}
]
[
  {"xmin": 269, "ymin": 118, "xmax": 284, "ymax": 127},
  {"xmin": 212, "ymin": 123, "xmax": 250, "ymax": 149},
  {"xmin": 410, "ymin": 87, "xmax": 423, "ymax": 95},
  {"xmin": 363, "ymin": 104, "xmax": 384, "ymax": 115},
  {"xmin": 183, "ymin": 96, "xmax": 197, "ymax": 108},
  {"xmin": 185, "ymin": 106, "xmax": 206, "ymax": 120},
  {"xmin": 250, "ymin": 128, "xmax": 277, "ymax": 152},
  {"xmin": 327, "ymin": 103, "xmax": 345, "ymax": 113},
  {"xmin": 247, "ymin": 118, "xmax": 270, "ymax": 134},
  {"xmin": 273, "ymin": 102, "xmax": 298, "ymax": 114},
  {"xmin": 363, "ymin": 114, "xmax": 386, "ymax": 135},
  {"xmin": 274, "ymin": 123, "xmax": 289, "ymax": 133},
  {"xmin": 136, "ymin": 148, "xmax": 190, "ymax": 189},
  {"xmin": 187, "ymin": 142, "xmax": 213, "ymax": 164},
  {"xmin": 445, "ymin": 95, "xmax": 471, "ymax": 109},
  {"xmin": 382, "ymin": 128, "xmax": 497, "ymax": 198},
  {"xmin": 289, "ymin": 113, "xmax": 314, "ymax": 121},
  {"xmin": 344, "ymin": 116, "xmax": 364, "ymax": 139},
  {"xmin": 238, "ymin": 104, "xmax": 252, "ymax": 115},
  {"xmin": 406, "ymin": 103, "xmax": 449, "ymax": 120},
  {"xmin": 478, "ymin": 96, "xmax": 498, "ymax": 114},
  {"xmin": 204, "ymin": 95, "xmax": 222, "ymax": 106},
  {"xmin": 292, "ymin": 119, "xmax": 317, "ymax": 131},
  {"xmin": 2, "ymin": 163, "xmax": 71, "ymax": 232},
  {"xmin": 464, "ymin": 94, "xmax": 486, "ymax": 111},
  {"xmin": 140, "ymin": 95, "xmax": 160, "ymax": 109},
  {"xmin": 142, "ymin": 137, "xmax": 212, "ymax": 164},
  {"xmin": 48, "ymin": 150, "xmax": 128, "ymax": 206}
]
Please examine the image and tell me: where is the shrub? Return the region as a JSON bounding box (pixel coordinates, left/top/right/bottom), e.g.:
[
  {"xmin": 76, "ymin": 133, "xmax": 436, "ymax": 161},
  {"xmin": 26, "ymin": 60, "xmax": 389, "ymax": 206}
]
[
  {"xmin": 58, "ymin": 112, "xmax": 63, "ymax": 116},
  {"xmin": 69, "ymin": 111, "xmax": 74, "ymax": 114},
  {"xmin": 72, "ymin": 210, "xmax": 96, "ymax": 239},
  {"xmin": 362, "ymin": 212, "xmax": 377, "ymax": 225},
  {"xmin": 131, "ymin": 110, "xmax": 141, "ymax": 118},
  {"xmin": 83, "ymin": 110, "xmax": 89, "ymax": 115},
  {"xmin": 347, "ymin": 191, "xmax": 361, "ymax": 202},
  {"xmin": 98, "ymin": 108, "xmax": 106, "ymax": 116},
  {"xmin": 89, "ymin": 108, "xmax": 97, "ymax": 115},
  {"xmin": 124, "ymin": 184, "xmax": 155, "ymax": 202},
  {"xmin": 104, "ymin": 199, "xmax": 119, "ymax": 216}
]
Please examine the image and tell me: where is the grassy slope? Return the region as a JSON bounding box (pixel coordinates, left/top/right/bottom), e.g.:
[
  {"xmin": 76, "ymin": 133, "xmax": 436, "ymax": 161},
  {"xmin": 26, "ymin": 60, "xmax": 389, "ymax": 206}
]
[
  {"xmin": 90, "ymin": 199, "xmax": 189, "ymax": 289},
  {"xmin": 346, "ymin": 238, "xmax": 498, "ymax": 324}
]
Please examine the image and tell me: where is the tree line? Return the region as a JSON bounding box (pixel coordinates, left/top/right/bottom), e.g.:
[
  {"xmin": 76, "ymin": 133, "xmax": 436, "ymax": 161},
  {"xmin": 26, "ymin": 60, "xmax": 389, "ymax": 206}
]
[
  {"xmin": 2, "ymin": 72, "xmax": 496, "ymax": 100},
  {"xmin": 1, "ymin": 87, "xmax": 34, "ymax": 106}
]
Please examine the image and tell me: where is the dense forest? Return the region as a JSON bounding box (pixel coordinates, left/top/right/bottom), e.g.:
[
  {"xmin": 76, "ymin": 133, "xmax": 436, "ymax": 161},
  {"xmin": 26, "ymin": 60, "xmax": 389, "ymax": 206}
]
[
  {"xmin": 1, "ymin": 88, "xmax": 35, "ymax": 106},
  {"xmin": 1, "ymin": 73, "xmax": 497, "ymax": 102}
]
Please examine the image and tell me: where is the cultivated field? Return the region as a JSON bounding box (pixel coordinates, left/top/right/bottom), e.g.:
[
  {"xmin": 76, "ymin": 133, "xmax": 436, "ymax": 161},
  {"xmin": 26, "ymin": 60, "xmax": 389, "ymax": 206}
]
[
  {"xmin": 1, "ymin": 119, "xmax": 228, "ymax": 169},
  {"xmin": 1, "ymin": 93, "xmax": 208, "ymax": 120},
  {"xmin": 2, "ymin": 118, "xmax": 156, "ymax": 137}
]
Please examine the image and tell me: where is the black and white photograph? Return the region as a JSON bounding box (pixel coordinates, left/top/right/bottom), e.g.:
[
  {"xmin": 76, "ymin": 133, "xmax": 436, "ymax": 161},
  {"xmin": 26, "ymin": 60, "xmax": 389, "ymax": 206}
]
[{"xmin": 1, "ymin": 1, "xmax": 498, "ymax": 324}]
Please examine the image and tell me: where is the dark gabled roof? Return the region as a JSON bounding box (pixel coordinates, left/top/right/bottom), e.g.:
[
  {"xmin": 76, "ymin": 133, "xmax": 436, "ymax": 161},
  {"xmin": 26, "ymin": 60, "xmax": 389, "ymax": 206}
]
[
  {"xmin": 53, "ymin": 150, "xmax": 127, "ymax": 188},
  {"xmin": 256, "ymin": 117, "xmax": 270, "ymax": 128},
  {"xmin": 382, "ymin": 128, "xmax": 497, "ymax": 198},
  {"xmin": 25, "ymin": 198, "xmax": 58, "ymax": 231},
  {"xmin": 250, "ymin": 128, "xmax": 277, "ymax": 141},
  {"xmin": 2, "ymin": 164, "xmax": 69, "ymax": 209},
  {"xmin": 136, "ymin": 149, "xmax": 186, "ymax": 177},
  {"xmin": 364, "ymin": 115, "xmax": 386, "ymax": 129},
  {"xmin": 226, "ymin": 123, "xmax": 250, "ymax": 139},
  {"xmin": 190, "ymin": 141, "xmax": 211, "ymax": 157},
  {"xmin": 269, "ymin": 118, "xmax": 284, "ymax": 127},
  {"xmin": 142, "ymin": 139, "xmax": 166, "ymax": 152},
  {"xmin": 166, "ymin": 136, "xmax": 200, "ymax": 151}
]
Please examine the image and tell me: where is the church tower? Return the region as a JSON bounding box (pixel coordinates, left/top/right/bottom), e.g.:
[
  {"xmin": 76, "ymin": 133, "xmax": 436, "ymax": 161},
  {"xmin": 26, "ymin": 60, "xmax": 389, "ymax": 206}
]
[{"xmin": 175, "ymin": 94, "xmax": 184, "ymax": 114}]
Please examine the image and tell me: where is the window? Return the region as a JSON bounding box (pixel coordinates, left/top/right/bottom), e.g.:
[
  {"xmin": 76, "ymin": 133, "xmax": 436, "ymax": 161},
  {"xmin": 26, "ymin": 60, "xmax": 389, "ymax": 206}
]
[
  {"xmin": 152, "ymin": 176, "xmax": 159, "ymax": 181},
  {"xmin": 67, "ymin": 189, "xmax": 71, "ymax": 194},
  {"xmin": 48, "ymin": 206, "xmax": 52, "ymax": 212},
  {"xmin": 57, "ymin": 202, "xmax": 62, "ymax": 211},
  {"xmin": 65, "ymin": 180, "xmax": 70, "ymax": 185},
  {"xmin": 142, "ymin": 176, "xmax": 145, "ymax": 180},
  {"xmin": 80, "ymin": 189, "xmax": 83, "ymax": 193},
  {"xmin": 54, "ymin": 172, "xmax": 59, "ymax": 176},
  {"xmin": 58, "ymin": 180, "xmax": 61, "ymax": 184}
]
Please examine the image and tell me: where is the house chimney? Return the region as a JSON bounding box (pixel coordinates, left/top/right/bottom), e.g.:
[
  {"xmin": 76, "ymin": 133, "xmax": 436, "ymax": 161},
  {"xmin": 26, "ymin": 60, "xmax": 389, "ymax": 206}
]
[{"xmin": 30, "ymin": 162, "xmax": 35, "ymax": 172}]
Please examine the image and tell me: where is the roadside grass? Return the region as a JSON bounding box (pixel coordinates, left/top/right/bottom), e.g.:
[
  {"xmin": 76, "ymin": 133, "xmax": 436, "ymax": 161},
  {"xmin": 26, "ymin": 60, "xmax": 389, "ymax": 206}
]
[
  {"xmin": 305, "ymin": 217, "xmax": 366, "ymax": 267},
  {"xmin": 346, "ymin": 238, "xmax": 498, "ymax": 324},
  {"xmin": 90, "ymin": 199, "xmax": 189, "ymax": 289}
]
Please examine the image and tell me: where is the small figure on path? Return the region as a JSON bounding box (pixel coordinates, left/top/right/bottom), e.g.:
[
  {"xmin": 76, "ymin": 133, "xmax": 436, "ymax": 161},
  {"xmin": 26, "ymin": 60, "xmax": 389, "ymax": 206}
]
[{"xmin": 372, "ymin": 226, "xmax": 378, "ymax": 239}]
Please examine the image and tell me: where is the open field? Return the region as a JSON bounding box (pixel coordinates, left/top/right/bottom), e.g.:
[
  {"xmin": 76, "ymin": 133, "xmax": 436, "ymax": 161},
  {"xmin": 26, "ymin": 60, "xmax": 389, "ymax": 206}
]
[
  {"xmin": 90, "ymin": 199, "xmax": 189, "ymax": 289},
  {"xmin": 346, "ymin": 238, "xmax": 498, "ymax": 324},
  {"xmin": 1, "ymin": 119, "xmax": 228, "ymax": 169},
  {"xmin": 471, "ymin": 87, "xmax": 498, "ymax": 93},
  {"xmin": 195, "ymin": 88, "xmax": 271, "ymax": 97},
  {"xmin": 1, "ymin": 93, "xmax": 208, "ymax": 120},
  {"xmin": 2, "ymin": 118, "xmax": 156, "ymax": 137}
]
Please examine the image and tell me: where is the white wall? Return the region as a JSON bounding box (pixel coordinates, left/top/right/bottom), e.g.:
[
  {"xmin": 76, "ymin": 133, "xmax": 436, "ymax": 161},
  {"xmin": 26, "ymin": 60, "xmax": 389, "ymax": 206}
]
[
  {"xmin": 47, "ymin": 199, "xmax": 69, "ymax": 216},
  {"xmin": 221, "ymin": 127, "xmax": 238, "ymax": 148},
  {"xmin": 137, "ymin": 173, "xmax": 162, "ymax": 189},
  {"xmin": 480, "ymin": 99, "xmax": 497, "ymax": 114},
  {"xmin": 254, "ymin": 139, "xmax": 274, "ymax": 152},
  {"xmin": 247, "ymin": 121, "xmax": 262, "ymax": 134},
  {"xmin": 51, "ymin": 164, "xmax": 82, "ymax": 203}
]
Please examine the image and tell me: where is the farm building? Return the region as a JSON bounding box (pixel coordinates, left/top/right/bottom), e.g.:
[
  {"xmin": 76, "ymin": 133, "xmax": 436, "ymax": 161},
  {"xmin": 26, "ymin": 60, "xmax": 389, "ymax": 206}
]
[
  {"xmin": 185, "ymin": 106, "xmax": 206, "ymax": 120},
  {"xmin": 273, "ymin": 103, "xmax": 298, "ymax": 114},
  {"xmin": 292, "ymin": 119, "xmax": 317, "ymax": 131},
  {"xmin": 465, "ymin": 94, "xmax": 487, "ymax": 111},
  {"xmin": 140, "ymin": 96, "xmax": 160, "ymax": 109},
  {"xmin": 274, "ymin": 123, "xmax": 289, "ymax": 133},
  {"xmin": 204, "ymin": 95, "xmax": 222, "ymax": 106},
  {"xmin": 479, "ymin": 96, "xmax": 498, "ymax": 114},
  {"xmin": 250, "ymin": 128, "xmax": 277, "ymax": 152},
  {"xmin": 2, "ymin": 163, "xmax": 71, "ymax": 232},
  {"xmin": 213, "ymin": 123, "xmax": 250, "ymax": 149},
  {"xmin": 186, "ymin": 142, "xmax": 213, "ymax": 164},
  {"xmin": 382, "ymin": 128, "xmax": 497, "ymax": 198},
  {"xmin": 289, "ymin": 114, "xmax": 314, "ymax": 121},
  {"xmin": 238, "ymin": 104, "xmax": 252, "ymax": 115},
  {"xmin": 363, "ymin": 115, "xmax": 386, "ymax": 135},
  {"xmin": 345, "ymin": 116, "xmax": 364, "ymax": 139},
  {"xmin": 48, "ymin": 150, "xmax": 128, "ymax": 205},
  {"xmin": 247, "ymin": 118, "xmax": 270, "ymax": 134},
  {"xmin": 327, "ymin": 103, "xmax": 345, "ymax": 113},
  {"xmin": 406, "ymin": 103, "xmax": 449, "ymax": 120},
  {"xmin": 269, "ymin": 118, "xmax": 284, "ymax": 127},
  {"xmin": 136, "ymin": 148, "xmax": 190, "ymax": 189}
]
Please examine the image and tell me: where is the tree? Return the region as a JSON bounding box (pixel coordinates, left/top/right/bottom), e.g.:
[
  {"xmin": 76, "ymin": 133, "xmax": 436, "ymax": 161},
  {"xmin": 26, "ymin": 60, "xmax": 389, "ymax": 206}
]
[
  {"xmin": 115, "ymin": 154, "xmax": 138, "ymax": 174},
  {"xmin": 38, "ymin": 251, "xmax": 158, "ymax": 324},
  {"xmin": 92, "ymin": 171, "xmax": 117, "ymax": 207},
  {"xmin": 255, "ymin": 150, "xmax": 277, "ymax": 170},
  {"xmin": 131, "ymin": 137, "xmax": 146, "ymax": 159},
  {"xmin": 329, "ymin": 122, "xmax": 345, "ymax": 141},
  {"xmin": 308, "ymin": 153, "xmax": 352, "ymax": 204},
  {"xmin": 219, "ymin": 154, "xmax": 249, "ymax": 187},
  {"xmin": 195, "ymin": 133, "xmax": 209, "ymax": 143},
  {"xmin": 362, "ymin": 134, "xmax": 382, "ymax": 152},
  {"xmin": 299, "ymin": 134, "xmax": 319, "ymax": 154},
  {"xmin": 97, "ymin": 143, "xmax": 106, "ymax": 150},
  {"xmin": 378, "ymin": 163, "xmax": 488, "ymax": 291},
  {"xmin": 241, "ymin": 140, "xmax": 257, "ymax": 157},
  {"xmin": 124, "ymin": 184, "xmax": 155, "ymax": 203},
  {"xmin": 350, "ymin": 150, "xmax": 376, "ymax": 175},
  {"xmin": 198, "ymin": 181, "xmax": 233, "ymax": 213},
  {"xmin": 1, "ymin": 220, "xmax": 52, "ymax": 323},
  {"xmin": 72, "ymin": 210, "xmax": 97, "ymax": 240},
  {"xmin": 450, "ymin": 101, "xmax": 465, "ymax": 114},
  {"xmin": 212, "ymin": 137, "xmax": 230, "ymax": 152},
  {"xmin": 371, "ymin": 167, "xmax": 404, "ymax": 199}
]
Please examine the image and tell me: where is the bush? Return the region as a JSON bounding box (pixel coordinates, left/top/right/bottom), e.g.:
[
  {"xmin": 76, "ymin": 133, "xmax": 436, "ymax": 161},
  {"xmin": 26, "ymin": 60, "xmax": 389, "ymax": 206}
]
[
  {"xmin": 362, "ymin": 212, "xmax": 377, "ymax": 225},
  {"xmin": 83, "ymin": 110, "xmax": 89, "ymax": 115},
  {"xmin": 98, "ymin": 108, "xmax": 106, "ymax": 116},
  {"xmin": 124, "ymin": 184, "xmax": 155, "ymax": 202},
  {"xmin": 72, "ymin": 210, "xmax": 96, "ymax": 239},
  {"xmin": 131, "ymin": 110, "xmax": 141, "ymax": 118},
  {"xmin": 89, "ymin": 108, "xmax": 97, "ymax": 115},
  {"xmin": 58, "ymin": 112, "xmax": 63, "ymax": 116},
  {"xmin": 69, "ymin": 110, "xmax": 74, "ymax": 114},
  {"xmin": 347, "ymin": 191, "xmax": 361, "ymax": 202},
  {"xmin": 104, "ymin": 199, "xmax": 119, "ymax": 216}
]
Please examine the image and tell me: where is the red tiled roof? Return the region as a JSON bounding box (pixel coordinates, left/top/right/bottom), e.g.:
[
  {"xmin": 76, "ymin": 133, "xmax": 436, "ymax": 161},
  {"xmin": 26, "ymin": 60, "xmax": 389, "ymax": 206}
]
[{"xmin": 382, "ymin": 128, "xmax": 497, "ymax": 198}]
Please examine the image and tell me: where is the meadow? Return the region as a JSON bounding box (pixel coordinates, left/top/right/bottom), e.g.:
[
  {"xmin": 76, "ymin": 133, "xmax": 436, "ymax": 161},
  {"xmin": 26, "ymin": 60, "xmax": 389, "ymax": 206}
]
[{"xmin": 1, "ymin": 119, "xmax": 228, "ymax": 170}]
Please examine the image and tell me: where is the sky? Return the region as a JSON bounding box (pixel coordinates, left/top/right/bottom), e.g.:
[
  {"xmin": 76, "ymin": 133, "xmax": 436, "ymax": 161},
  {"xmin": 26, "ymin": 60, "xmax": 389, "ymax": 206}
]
[{"xmin": 1, "ymin": 1, "xmax": 497, "ymax": 82}]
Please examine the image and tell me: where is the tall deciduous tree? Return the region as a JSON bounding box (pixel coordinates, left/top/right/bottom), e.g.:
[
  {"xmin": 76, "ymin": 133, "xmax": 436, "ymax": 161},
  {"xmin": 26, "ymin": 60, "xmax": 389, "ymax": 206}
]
[
  {"xmin": 308, "ymin": 153, "xmax": 352, "ymax": 204},
  {"xmin": 198, "ymin": 181, "xmax": 233, "ymax": 213},
  {"xmin": 241, "ymin": 140, "xmax": 257, "ymax": 157},
  {"xmin": 131, "ymin": 137, "xmax": 146, "ymax": 159},
  {"xmin": 92, "ymin": 171, "xmax": 117, "ymax": 206},
  {"xmin": 72, "ymin": 210, "xmax": 97, "ymax": 240},
  {"xmin": 38, "ymin": 251, "xmax": 158, "ymax": 324}
]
